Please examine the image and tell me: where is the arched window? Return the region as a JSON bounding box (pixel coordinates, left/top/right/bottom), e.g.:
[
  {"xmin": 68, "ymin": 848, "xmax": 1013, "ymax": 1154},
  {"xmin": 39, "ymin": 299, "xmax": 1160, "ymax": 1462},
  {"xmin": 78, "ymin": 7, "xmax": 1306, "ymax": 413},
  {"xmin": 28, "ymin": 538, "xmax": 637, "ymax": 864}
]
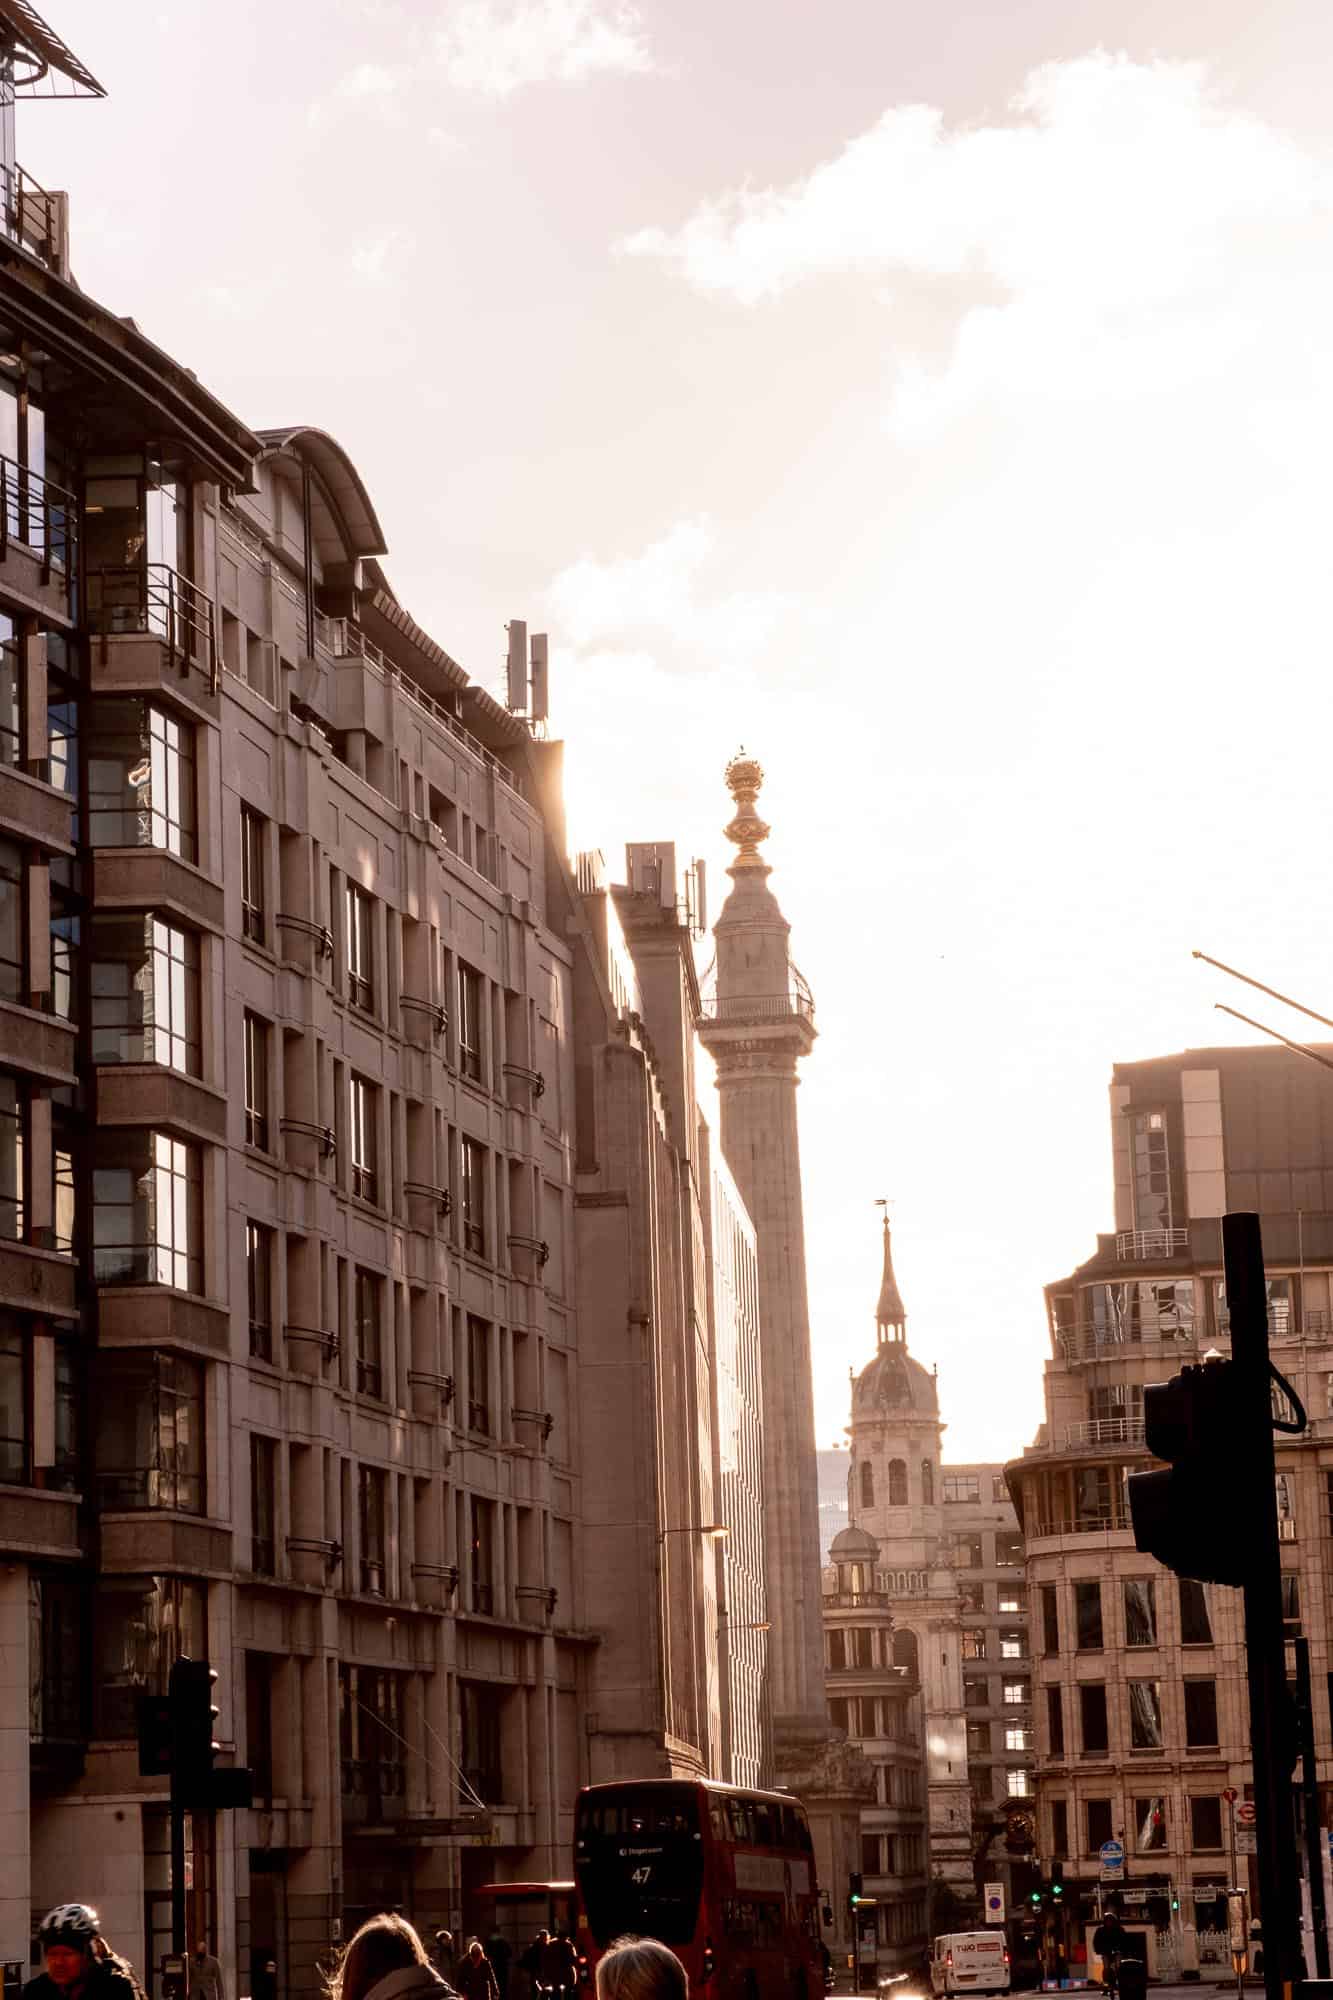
[
  {"xmin": 888, "ymin": 1458, "xmax": 908, "ymax": 1507},
  {"xmin": 860, "ymin": 1461, "xmax": 874, "ymax": 1510},
  {"xmin": 893, "ymin": 1628, "xmax": 920, "ymax": 1677},
  {"xmin": 922, "ymin": 1459, "xmax": 934, "ymax": 1506}
]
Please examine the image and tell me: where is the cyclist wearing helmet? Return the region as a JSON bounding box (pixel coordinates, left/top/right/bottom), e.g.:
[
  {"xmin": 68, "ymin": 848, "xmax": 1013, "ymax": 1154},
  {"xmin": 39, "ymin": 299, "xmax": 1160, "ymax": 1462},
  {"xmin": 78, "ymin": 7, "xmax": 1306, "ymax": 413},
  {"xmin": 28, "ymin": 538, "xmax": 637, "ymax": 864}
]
[{"xmin": 27, "ymin": 1906, "xmax": 146, "ymax": 2000}]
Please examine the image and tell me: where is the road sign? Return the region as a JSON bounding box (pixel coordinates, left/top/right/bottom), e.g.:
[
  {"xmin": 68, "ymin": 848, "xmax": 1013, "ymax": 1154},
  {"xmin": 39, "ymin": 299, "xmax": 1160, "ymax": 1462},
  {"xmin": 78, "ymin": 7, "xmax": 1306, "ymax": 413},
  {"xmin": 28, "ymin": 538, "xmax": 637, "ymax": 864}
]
[
  {"xmin": 985, "ymin": 1881, "xmax": 1006, "ymax": 1925},
  {"xmin": 1100, "ymin": 1839, "xmax": 1126, "ymax": 1881},
  {"xmin": 1236, "ymin": 1829, "xmax": 1258, "ymax": 1856},
  {"xmin": 1236, "ymin": 1802, "xmax": 1257, "ymax": 1827},
  {"xmin": 1224, "ymin": 1787, "xmax": 1238, "ymax": 1803}
]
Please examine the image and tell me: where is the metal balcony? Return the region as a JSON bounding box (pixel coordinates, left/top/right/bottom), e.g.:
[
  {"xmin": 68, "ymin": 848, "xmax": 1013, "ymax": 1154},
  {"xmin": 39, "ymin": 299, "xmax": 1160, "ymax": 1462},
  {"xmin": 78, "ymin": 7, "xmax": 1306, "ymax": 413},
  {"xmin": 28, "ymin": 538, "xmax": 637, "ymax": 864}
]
[{"xmin": 1115, "ymin": 1227, "xmax": 1189, "ymax": 1261}]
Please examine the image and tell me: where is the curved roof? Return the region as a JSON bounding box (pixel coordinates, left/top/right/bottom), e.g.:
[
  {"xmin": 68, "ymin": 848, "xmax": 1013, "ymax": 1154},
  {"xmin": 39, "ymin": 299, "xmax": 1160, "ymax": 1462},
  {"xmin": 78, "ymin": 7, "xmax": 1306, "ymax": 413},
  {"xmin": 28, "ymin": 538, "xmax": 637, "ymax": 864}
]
[
  {"xmin": 256, "ymin": 427, "xmax": 387, "ymax": 566},
  {"xmin": 831, "ymin": 1523, "xmax": 880, "ymax": 1561},
  {"xmin": 853, "ymin": 1343, "xmax": 939, "ymax": 1419}
]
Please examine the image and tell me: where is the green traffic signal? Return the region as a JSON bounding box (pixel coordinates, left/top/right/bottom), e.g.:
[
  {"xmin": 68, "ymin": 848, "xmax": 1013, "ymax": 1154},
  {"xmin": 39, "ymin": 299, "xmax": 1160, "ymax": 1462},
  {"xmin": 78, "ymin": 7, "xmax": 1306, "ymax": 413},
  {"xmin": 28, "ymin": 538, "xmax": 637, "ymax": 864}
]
[{"xmin": 1052, "ymin": 1883, "xmax": 1063, "ymax": 1900}]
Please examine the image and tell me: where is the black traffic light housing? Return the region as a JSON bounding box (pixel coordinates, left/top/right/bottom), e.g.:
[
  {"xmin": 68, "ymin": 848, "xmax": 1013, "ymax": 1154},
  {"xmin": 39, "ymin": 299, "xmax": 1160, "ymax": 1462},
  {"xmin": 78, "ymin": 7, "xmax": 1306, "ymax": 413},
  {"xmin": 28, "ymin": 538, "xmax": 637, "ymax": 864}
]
[
  {"xmin": 136, "ymin": 1658, "xmax": 253, "ymax": 1810},
  {"xmin": 1051, "ymin": 1862, "xmax": 1064, "ymax": 1900},
  {"xmin": 1127, "ymin": 1358, "xmax": 1255, "ymax": 1585},
  {"xmin": 848, "ymin": 1873, "xmax": 867, "ymax": 1910}
]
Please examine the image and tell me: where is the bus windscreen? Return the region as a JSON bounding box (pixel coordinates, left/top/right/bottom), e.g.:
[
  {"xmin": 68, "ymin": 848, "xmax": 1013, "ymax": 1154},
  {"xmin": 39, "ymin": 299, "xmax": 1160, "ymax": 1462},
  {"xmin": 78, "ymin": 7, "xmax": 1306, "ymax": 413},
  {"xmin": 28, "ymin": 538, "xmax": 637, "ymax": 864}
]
[{"xmin": 575, "ymin": 1787, "xmax": 705, "ymax": 1948}]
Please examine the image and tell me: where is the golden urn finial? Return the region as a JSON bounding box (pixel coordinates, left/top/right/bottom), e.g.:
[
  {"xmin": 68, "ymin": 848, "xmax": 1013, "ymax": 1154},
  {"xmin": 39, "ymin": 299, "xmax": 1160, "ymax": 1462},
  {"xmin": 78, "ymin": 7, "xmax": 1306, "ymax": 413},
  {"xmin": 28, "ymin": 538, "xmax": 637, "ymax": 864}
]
[{"xmin": 723, "ymin": 746, "xmax": 770, "ymax": 869}]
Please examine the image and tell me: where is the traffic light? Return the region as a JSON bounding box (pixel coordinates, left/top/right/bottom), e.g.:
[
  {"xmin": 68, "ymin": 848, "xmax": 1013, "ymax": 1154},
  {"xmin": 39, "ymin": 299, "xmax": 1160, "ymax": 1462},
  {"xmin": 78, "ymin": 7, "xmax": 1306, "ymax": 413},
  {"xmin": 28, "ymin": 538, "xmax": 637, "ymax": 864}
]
[
  {"xmin": 137, "ymin": 1658, "xmax": 254, "ymax": 1810},
  {"xmin": 848, "ymin": 1873, "xmax": 864, "ymax": 1909},
  {"xmin": 1051, "ymin": 1863, "xmax": 1064, "ymax": 1902},
  {"xmin": 1029, "ymin": 1888, "xmax": 1044, "ymax": 1909},
  {"xmin": 1127, "ymin": 1358, "xmax": 1255, "ymax": 1585}
]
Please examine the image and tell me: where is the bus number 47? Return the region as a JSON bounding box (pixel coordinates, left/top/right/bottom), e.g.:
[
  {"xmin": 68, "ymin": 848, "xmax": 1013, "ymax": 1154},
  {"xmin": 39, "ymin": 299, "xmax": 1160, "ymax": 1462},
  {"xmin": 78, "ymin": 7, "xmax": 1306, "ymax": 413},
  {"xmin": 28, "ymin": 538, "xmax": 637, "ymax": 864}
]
[{"xmin": 630, "ymin": 1867, "xmax": 653, "ymax": 1886}]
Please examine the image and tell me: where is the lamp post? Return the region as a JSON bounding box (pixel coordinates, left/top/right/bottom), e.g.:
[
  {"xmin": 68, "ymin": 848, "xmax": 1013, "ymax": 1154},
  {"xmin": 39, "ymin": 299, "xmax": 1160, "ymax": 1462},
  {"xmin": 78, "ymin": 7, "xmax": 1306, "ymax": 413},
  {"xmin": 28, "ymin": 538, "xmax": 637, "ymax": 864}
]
[{"xmin": 658, "ymin": 1523, "xmax": 730, "ymax": 1541}]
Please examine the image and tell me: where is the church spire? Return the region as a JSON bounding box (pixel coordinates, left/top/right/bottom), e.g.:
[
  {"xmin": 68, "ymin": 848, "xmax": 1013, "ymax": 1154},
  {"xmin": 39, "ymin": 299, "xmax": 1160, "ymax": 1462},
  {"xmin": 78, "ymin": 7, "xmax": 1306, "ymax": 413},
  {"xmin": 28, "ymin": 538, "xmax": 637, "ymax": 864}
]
[{"xmin": 876, "ymin": 1207, "xmax": 907, "ymax": 1346}]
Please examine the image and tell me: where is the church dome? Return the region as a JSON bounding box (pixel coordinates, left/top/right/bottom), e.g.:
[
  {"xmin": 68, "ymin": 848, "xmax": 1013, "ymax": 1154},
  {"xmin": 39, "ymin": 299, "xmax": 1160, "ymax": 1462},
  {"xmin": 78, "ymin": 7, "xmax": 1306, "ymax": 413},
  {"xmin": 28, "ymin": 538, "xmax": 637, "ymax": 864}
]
[
  {"xmin": 830, "ymin": 1523, "xmax": 880, "ymax": 1562},
  {"xmin": 853, "ymin": 1343, "xmax": 939, "ymax": 1416}
]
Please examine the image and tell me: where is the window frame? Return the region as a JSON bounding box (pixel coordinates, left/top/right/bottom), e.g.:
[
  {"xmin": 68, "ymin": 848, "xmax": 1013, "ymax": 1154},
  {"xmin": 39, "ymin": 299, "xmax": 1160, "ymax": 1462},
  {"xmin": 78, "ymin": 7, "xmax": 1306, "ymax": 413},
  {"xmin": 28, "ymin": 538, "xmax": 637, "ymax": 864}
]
[
  {"xmin": 243, "ymin": 1010, "xmax": 270, "ymax": 1151},
  {"xmin": 240, "ymin": 805, "xmax": 266, "ymax": 946},
  {"xmin": 246, "ymin": 1219, "xmax": 274, "ymax": 1362},
  {"xmin": 350, "ymin": 1074, "xmax": 379, "ymax": 1205},
  {"xmin": 345, "ymin": 882, "xmax": 375, "ymax": 1013}
]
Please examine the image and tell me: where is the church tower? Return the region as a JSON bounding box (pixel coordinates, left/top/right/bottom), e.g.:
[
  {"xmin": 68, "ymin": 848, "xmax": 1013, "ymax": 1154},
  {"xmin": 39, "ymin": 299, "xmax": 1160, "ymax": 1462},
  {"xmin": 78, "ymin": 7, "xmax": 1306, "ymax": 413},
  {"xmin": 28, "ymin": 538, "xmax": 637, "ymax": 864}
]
[{"xmin": 850, "ymin": 1216, "xmax": 975, "ymax": 1901}]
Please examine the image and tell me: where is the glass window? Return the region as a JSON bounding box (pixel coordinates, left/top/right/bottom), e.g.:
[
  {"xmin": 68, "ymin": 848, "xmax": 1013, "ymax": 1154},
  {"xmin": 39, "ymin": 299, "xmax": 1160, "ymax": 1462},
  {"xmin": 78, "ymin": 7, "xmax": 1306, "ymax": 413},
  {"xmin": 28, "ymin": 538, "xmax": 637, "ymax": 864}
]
[
  {"xmin": 87, "ymin": 700, "xmax": 196, "ymax": 860},
  {"xmin": 94, "ymin": 1572, "xmax": 204, "ymax": 1739},
  {"xmin": 1180, "ymin": 1576, "xmax": 1212, "ymax": 1645},
  {"xmin": 467, "ymin": 1314, "xmax": 491, "ymax": 1433},
  {"xmin": 1075, "ymin": 1579, "xmax": 1103, "ymax": 1650},
  {"xmin": 247, "ymin": 1220, "xmax": 273, "ymax": 1361},
  {"xmin": 942, "ymin": 1473, "xmax": 981, "ymax": 1504},
  {"xmin": 1129, "ymin": 1680, "xmax": 1163, "ymax": 1749},
  {"xmin": 470, "ymin": 1493, "xmax": 494, "ymax": 1613},
  {"xmin": 0, "ymin": 1313, "xmax": 27, "ymax": 1480},
  {"xmin": 1052, "ymin": 1799, "xmax": 1069, "ymax": 1857},
  {"xmin": 1005, "ymin": 1723, "xmax": 1030, "ymax": 1752},
  {"xmin": 964, "ymin": 1677, "xmax": 989, "ymax": 1710},
  {"xmin": 240, "ymin": 806, "xmax": 265, "ymax": 945},
  {"xmin": 89, "ymin": 913, "xmax": 200, "ymax": 1071},
  {"xmin": 1190, "ymin": 1796, "xmax": 1224, "ymax": 1851},
  {"xmin": 346, "ymin": 883, "xmax": 374, "ymax": 1012},
  {"xmin": 355, "ymin": 1268, "xmax": 383, "ymax": 1400},
  {"xmin": 967, "ymin": 1719, "xmax": 991, "ymax": 1755},
  {"xmin": 93, "ymin": 1130, "xmax": 202, "ymax": 1291},
  {"xmin": 1079, "ymin": 1683, "xmax": 1108, "ymax": 1754},
  {"xmin": 1134, "ymin": 1797, "xmax": 1167, "ymax": 1852},
  {"xmin": 1132, "ymin": 1106, "xmax": 1175, "ymax": 1234},
  {"xmin": 1124, "ymin": 1578, "xmax": 1157, "ymax": 1647},
  {"xmin": 94, "ymin": 1352, "xmax": 204, "ymax": 1513},
  {"xmin": 1002, "ymin": 1680, "xmax": 1028, "ymax": 1707},
  {"xmin": 998, "ymin": 1587, "xmax": 1026, "ymax": 1614},
  {"xmin": 458, "ymin": 962, "xmax": 484, "ymax": 1082},
  {"xmin": 887, "ymin": 1458, "xmax": 908, "ymax": 1506},
  {"xmin": 994, "ymin": 1531, "xmax": 1023, "ymax": 1566},
  {"xmin": 963, "ymin": 1630, "xmax": 987, "ymax": 1661},
  {"xmin": 49, "ymin": 857, "xmax": 78, "ymax": 1024},
  {"xmin": 338, "ymin": 1663, "xmax": 406, "ymax": 1822},
  {"xmin": 350, "ymin": 1075, "xmax": 378, "ymax": 1204},
  {"xmin": 359, "ymin": 1464, "xmax": 386, "ymax": 1595},
  {"xmin": 1184, "ymin": 1678, "xmax": 1219, "ymax": 1747},
  {"xmin": 0, "ymin": 1073, "xmax": 26, "ymax": 1240},
  {"xmin": 860, "ymin": 1460, "xmax": 874, "ymax": 1508},
  {"xmin": 1007, "ymin": 1768, "xmax": 1031, "ymax": 1799},
  {"xmin": 53, "ymin": 1336, "xmax": 79, "ymax": 1489},
  {"xmin": 999, "ymin": 1630, "xmax": 1025, "ymax": 1659},
  {"xmin": 954, "ymin": 1533, "xmax": 984, "ymax": 1568},
  {"xmin": 0, "ymin": 612, "xmax": 19, "ymax": 767},
  {"xmin": 29, "ymin": 1568, "xmax": 85, "ymax": 1748},
  {"xmin": 1046, "ymin": 1686, "xmax": 1064, "ymax": 1757},
  {"xmin": 0, "ymin": 838, "xmax": 22, "ymax": 1001},
  {"xmin": 922, "ymin": 1459, "xmax": 934, "ymax": 1505},
  {"xmin": 250, "ymin": 1434, "xmax": 276, "ymax": 1575},
  {"xmin": 459, "ymin": 1678, "xmax": 503, "ymax": 1802},
  {"xmin": 51, "ymin": 1101, "xmax": 75, "ymax": 1254},
  {"xmin": 244, "ymin": 1012, "xmax": 270, "ymax": 1150},
  {"xmin": 461, "ymin": 1136, "xmax": 485, "ymax": 1257},
  {"xmin": 1282, "ymin": 1572, "xmax": 1301, "ymax": 1637},
  {"xmin": 1085, "ymin": 1798, "xmax": 1113, "ymax": 1853}
]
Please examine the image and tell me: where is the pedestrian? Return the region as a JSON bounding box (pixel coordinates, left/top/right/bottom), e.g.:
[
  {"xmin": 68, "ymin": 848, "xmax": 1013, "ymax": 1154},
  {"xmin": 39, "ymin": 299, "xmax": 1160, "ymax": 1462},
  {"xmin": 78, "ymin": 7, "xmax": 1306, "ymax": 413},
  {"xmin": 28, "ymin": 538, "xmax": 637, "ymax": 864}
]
[
  {"xmin": 25, "ymin": 1906, "xmax": 147, "ymax": 2000},
  {"xmin": 535, "ymin": 1935, "xmax": 578, "ymax": 2000},
  {"xmin": 1092, "ymin": 1911, "xmax": 1124, "ymax": 2000},
  {"xmin": 189, "ymin": 1943, "xmax": 226, "ymax": 2000},
  {"xmin": 433, "ymin": 1940, "xmax": 455, "ymax": 1982},
  {"xmin": 483, "ymin": 1934, "xmax": 511, "ymax": 1999},
  {"xmin": 452, "ymin": 1944, "xmax": 498, "ymax": 2000},
  {"xmin": 324, "ymin": 1915, "xmax": 458, "ymax": 2000},
  {"xmin": 594, "ymin": 1939, "xmax": 687, "ymax": 2000},
  {"xmin": 252, "ymin": 1956, "xmax": 279, "ymax": 2000}
]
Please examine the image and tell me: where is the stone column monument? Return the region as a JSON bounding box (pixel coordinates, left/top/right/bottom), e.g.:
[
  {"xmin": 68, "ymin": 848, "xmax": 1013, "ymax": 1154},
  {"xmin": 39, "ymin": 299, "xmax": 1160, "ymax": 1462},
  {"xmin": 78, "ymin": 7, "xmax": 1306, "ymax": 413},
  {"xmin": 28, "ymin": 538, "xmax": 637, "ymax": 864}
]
[{"xmin": 698, "ymin": 752, "xmax": 858, "ymax": 1814}]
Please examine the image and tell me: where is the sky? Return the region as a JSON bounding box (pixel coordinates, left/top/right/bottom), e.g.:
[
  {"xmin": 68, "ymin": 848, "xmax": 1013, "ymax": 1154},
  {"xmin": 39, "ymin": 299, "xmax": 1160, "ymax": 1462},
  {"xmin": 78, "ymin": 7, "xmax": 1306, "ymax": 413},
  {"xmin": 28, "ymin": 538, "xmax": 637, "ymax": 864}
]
[{"xmin": 27, "ymin": 0, "xmax": 1333, "ymax": 1459}]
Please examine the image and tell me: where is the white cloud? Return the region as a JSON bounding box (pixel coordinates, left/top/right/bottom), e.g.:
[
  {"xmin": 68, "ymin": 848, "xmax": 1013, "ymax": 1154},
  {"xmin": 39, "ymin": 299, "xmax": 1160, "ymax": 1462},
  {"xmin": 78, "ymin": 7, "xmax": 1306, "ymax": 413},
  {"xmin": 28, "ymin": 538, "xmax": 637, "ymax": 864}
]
[
  {"xmin": 350, "ymin": 228, "xmax": 415, "ymax": 285},
  {"xmin": 621, "ymin": 55, "xmax": 1333, "ymax": 436},
  {"xmin": 547, "ymin": 517, "xmax": 789, "ymax": 664},
  {"xmin": 435, "ymin": 0, "xmax": 653, "ymax": 96}
]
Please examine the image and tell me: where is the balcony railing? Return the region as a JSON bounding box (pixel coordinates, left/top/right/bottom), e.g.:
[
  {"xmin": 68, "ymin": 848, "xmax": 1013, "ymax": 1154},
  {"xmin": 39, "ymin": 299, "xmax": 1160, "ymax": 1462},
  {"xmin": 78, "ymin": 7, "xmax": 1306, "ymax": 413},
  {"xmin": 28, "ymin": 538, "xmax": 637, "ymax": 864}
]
[
  {"xmin": 1115, "ymin": 1228, "xmax": 1189, "ymax": 1261},
  {"xmin": 697, "ymin": 991, "xmax": 816, "ymax": 1025},
  {"xmin": 1026, "ymin": 1510, "xmax": 1133, "ymax": 1540},
  {"xmin": 86, "ymin": 563, "xmax": 218, "ymax": 687},
  {"xmin": 0, "ymin": 453, "xmax": 76, "ymax": 580},
  {"xmin": 1062, "ymin": 1416, "xmax": 1147, "ymax": 1449},
  {"xmin": 2, "ymin": 162, "xmax": 63, "ymax": 270},
  {"xmin": 1055, "ymin": 1324, "xmax": 1199, "ymax": 1363}
]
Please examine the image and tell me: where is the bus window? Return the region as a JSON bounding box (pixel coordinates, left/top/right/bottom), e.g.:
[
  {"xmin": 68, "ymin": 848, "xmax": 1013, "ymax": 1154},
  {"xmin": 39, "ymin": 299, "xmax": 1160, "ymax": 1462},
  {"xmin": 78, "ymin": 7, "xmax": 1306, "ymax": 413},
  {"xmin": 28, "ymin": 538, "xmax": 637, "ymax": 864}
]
[
  {"xmin": 726, "ymin": 1798, "xmax": 753, "ymax": 1844},
  {"xmin": 751, "ymin": 1803, "xmax": 775, "ymax": 1846},
  {"xmin": 709, "ymin": 1798, "xmax": 727, "ymax": 1843}
]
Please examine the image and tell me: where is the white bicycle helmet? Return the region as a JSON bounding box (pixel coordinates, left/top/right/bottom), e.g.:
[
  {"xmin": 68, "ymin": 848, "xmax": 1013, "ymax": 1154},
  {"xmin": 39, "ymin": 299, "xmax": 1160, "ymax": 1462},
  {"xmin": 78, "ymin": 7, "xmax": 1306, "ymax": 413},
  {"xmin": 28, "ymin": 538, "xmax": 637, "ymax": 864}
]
[{"xmin": 39, "ymin": 1906, "xmax": 101, "ymax": 1948}]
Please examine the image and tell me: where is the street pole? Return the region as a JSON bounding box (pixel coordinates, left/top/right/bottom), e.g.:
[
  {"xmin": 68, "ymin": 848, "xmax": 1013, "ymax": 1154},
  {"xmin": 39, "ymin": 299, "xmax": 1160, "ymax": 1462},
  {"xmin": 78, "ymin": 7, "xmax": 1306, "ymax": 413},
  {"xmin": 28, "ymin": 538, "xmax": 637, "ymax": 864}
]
[
  {"xmin": 1224, "ymin": 1213, "xmax": 1302, "ymax": 2000},
  {"xmin": 1294, "ymin": 1637, "xmax": 1329, "ymax": 1979},
  {"xmin": 852, "ymin": 1909, "xmax": 860, "ymax": 1996},
  {"xmin": 170, "ymin": 1788, "xmax": 186, "ymax": 1956}
]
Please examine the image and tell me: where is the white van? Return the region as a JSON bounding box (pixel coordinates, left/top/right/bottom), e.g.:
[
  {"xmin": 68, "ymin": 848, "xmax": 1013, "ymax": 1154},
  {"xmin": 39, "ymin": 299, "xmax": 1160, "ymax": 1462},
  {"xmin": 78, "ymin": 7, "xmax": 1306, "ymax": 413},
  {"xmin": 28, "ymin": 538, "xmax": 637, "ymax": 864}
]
[{"xmin": 930, "ymin": 1932, "xmax": 1011, "ymax": 1997}]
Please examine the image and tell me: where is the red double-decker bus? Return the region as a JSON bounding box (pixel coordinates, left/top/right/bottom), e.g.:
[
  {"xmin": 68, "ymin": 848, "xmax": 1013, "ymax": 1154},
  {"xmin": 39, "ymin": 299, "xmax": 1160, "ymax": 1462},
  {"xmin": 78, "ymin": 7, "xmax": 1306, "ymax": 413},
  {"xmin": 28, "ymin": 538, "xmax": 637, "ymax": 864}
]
[{"xmin": 574, "ymin": 1779, "xmax": 825, "ymax": 2000}]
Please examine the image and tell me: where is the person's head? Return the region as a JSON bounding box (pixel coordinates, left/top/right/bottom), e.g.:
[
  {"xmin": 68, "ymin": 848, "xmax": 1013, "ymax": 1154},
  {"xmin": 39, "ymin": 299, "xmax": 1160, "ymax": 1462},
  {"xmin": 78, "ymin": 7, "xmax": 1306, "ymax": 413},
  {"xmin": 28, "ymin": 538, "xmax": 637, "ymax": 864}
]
[
  {"xmin": 39, "ymin": 1907, "xmax": 103, "ymax": 1990},
  {"xmin": 466, "ymin": 1944, "xmax": 484, "ymax": 1964},
  {"xmin": 327, "ymin": 1915, "xmax": 430, "ymax": 2000},
  {"xmin": 195, "ymin": 1946, "xmax": 211, "ymax": 1963},
  {"xmin": 433, "ymin": 1936, "xmax": 452, "ymax": 1956},
  {"xmin": 536, "ymin": 1932, "xmax": 550, "ymax": 1947},
  {"xmin": 595, "ymin": 1938, "xmax": 688, "ymax": 2000}
]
